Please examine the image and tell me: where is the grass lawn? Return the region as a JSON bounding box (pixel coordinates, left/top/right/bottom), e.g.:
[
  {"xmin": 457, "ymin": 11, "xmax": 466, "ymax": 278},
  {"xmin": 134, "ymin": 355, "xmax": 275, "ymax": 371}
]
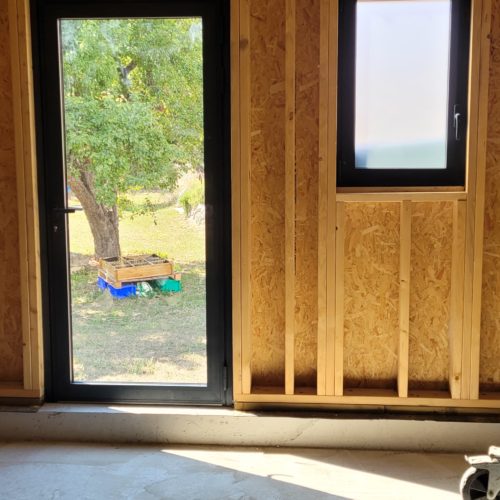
[
  {"xmin": 68, "ymin": 191, "xmax": 207, "ymax": 384},
  {"xmin": 69, "ymin": 191, "xmax": 205, "ymax": 262}
]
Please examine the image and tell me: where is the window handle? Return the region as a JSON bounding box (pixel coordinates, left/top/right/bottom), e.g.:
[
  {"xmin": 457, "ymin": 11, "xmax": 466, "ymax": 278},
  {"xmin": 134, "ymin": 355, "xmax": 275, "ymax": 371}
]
[{"xmin": 454, "ymin": 104, "xmax": 461, "ymax": 141}]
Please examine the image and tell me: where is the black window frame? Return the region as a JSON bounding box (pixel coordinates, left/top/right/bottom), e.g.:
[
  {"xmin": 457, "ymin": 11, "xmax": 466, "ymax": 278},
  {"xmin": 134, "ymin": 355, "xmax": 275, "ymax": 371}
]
[
  {"xmin": 32, "ymin": 0, "xmax": 233, "ymax": 405},
  {"xmin": 337, "ymin": 0, "xmax": 472, "ymax": 188}
]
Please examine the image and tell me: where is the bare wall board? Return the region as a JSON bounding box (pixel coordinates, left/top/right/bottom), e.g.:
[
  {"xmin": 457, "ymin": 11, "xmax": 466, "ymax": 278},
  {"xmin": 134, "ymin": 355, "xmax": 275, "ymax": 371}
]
[
  {"xmin": 294, "ymin": 0, "xmax": 320, "ymax": 389},
  {"xmin": 343, "ymin": 203, "xmax": 400, "ymax": 389},
  {"xmin": 409, "ymin": 202, "xmax": 453, "ymax": 391},
  {"xmin": 249, "ymin": 0, "xmax": 287, "ymax": 387},
  {"xmin": 0, "ymin": 2, "xmax": 23, "ymax": 382},
  {"xmin": 481, "ymin": 0, "xmax": 500, "ymax": 391}
]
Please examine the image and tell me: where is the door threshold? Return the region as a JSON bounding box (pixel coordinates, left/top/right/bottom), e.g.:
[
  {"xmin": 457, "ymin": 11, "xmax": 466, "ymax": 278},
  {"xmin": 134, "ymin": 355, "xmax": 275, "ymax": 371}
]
[{"xmin": 0, "ymin": 403, "xmax": 499, "ymax": 453}]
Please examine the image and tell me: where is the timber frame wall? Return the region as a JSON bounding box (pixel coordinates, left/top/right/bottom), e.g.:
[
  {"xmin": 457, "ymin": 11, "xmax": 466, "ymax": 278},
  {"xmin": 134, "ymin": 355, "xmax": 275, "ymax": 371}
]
[
  {"xmin": 1, "ymin": 0, "xmax": 500, "ymax": 411},
  {"xmin": 231, "ymin": 0, "xmax": 500, "ymax": 410}
]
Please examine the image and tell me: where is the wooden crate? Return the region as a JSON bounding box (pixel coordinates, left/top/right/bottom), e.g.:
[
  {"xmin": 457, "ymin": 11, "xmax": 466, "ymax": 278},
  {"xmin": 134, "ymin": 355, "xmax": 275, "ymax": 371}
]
[{"xmin": 99, "ymin": 254, "xmax": 173, "ymax": 287}]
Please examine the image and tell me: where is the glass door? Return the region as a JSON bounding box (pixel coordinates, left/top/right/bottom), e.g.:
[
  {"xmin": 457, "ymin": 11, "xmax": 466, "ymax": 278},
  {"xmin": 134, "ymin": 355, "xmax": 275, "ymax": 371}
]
[{"xmin": 35, "ymin": 0, "xmax": 230, "ymax": 403}]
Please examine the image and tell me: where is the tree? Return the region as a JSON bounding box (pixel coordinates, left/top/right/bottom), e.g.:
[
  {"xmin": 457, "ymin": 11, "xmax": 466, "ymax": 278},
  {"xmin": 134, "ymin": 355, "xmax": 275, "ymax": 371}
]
[{"xmin": 61, "ymin": 18, "xmax": 204, "ymax": 258}]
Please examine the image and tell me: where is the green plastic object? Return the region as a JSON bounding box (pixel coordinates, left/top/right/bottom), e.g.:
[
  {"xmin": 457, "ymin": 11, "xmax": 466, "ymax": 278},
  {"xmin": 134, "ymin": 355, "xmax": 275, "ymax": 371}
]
[
  {"xmin": 154, "ymin": 278, "xmax": 182, "ymax": 293},
  {"xmin": 136, "ymin": 281, "xmax": 155, "ymax": 298}
]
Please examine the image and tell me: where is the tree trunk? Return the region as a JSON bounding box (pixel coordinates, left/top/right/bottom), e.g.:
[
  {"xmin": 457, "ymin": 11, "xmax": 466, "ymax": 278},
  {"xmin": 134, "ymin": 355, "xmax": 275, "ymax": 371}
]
[{"xmin": 68, "ymin": 169, "xmax": 121, "ymax": 260}]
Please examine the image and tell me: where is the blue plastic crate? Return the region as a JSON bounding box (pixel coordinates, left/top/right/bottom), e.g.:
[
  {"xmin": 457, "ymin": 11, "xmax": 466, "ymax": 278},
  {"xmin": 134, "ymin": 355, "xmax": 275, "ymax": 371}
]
[
  {"xmin": 97, "ymin": 276, "xmax": 108, "ymax": 290},
  {"xmin": 108, "ymin": 282, "xmax": 136, "ymax": 299}
]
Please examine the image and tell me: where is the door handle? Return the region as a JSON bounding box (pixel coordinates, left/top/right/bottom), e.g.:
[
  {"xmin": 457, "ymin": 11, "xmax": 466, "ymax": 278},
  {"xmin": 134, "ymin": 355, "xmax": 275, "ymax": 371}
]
[
  {"xmin": 53, "ymin": 206, "xmax": 84, "ymax": 214},
  {"xmin": 52, "ymin": 207, "xmax": 84, "ymax": 232},
  {"xmin": 453, "ymin": 104, "xmax": 461, "ymax": 141}
]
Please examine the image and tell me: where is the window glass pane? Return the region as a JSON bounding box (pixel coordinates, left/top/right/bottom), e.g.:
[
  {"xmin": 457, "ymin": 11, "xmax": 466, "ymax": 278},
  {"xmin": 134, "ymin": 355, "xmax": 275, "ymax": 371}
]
[
  {"xmin": 355, "ymin": 0, "xmax": 451, "ymax": 169},
  {"xmin": 60, "ymin": 18, "xmax": 208, "ymax": 385}
]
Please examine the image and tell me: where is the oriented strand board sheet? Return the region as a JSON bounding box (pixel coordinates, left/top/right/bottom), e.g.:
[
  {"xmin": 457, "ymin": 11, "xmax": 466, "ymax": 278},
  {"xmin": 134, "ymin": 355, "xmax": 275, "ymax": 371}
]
[
  {"xmin": 409, "ymin": 202, "xmax": 453, "ymax": 391},
  {"xmin": 0, "ymin": 6, "xmax": 23, "ymax": 382},
  {"xmin": 250, "ymin": 0, "xmax": 287, "ymax": 387},
  {"xmin": 344, "ymin": 203, "xmax": 400, "ymax": 389},
  {"xmin": 294, "ymin": 0, "xmax": 320, "ymax": 388},
  {"xmin": 481, "ymin": 1, "xmax": 500, "ymax": 391}
]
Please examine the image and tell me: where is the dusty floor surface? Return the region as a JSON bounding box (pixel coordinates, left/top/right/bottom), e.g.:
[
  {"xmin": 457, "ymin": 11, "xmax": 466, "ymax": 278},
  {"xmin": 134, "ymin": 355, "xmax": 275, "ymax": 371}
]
[{"xmin": 0, "ymin": 442, "xmax": 467, "ymax": 499}]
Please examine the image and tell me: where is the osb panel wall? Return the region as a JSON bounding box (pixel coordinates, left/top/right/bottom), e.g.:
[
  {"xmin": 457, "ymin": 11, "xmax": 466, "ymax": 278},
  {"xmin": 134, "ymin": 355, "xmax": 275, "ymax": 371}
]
[
  {"xmin": 343, "ymin": 203, "xmax": 400, "ymax": 389},
  {"xmin": 294, "ymin": 0, "xmax": 319, "ymax": 388},
  {"xmin": 480, "ymin": 0, "xmax": 500, "ymax": 391},
  {"xmin": 250, "ymin": 0, "xmax": 287, "ymax": 386},
  {"xmin": 409, "ymin": 202, "xmax": 453, "ymax": 391},
  {"xmin": 0, "ymin": 5, "xmax": 23, "ymax": 382}
]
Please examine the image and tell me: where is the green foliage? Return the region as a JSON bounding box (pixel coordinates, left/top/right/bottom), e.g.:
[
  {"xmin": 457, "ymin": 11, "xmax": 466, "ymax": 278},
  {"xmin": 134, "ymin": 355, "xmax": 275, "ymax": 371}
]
[
  {"xmin": 61, "ymin": 18, "xmax": 204, "ymax": 209},
  {"xmin": 179, "ymin": 180, "xmax": 204, "ymax": 216}
]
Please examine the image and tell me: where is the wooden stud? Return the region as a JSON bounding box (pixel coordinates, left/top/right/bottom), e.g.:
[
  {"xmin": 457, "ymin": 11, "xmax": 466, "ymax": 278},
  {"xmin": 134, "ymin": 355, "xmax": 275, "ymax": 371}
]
[
  {"xmin": 231, "ymin": 0, "xmax": 242, "ymax": 396},
  {"xmin": 469, "ymin": 0, "xmax": 491, "ymax": 399},
  {"xmin": 317, "ymin": 0, "xmax": 329, "ymax": 397},
  {"xmin": 334, "ymin": 201, "xmax": 345, "ymax": 396},
  {"xmin": 8, "ymin": 0, "xmax": 43, "ymax": 393},
  {"xmin": 325, "ymin": 0, "xmax": 339, "ymax": 397},
  {"xmin": 461, "ymin": 0, "xmax": 490, "ymax": 400},
  {"xmin": 336, "ymin": 192, "xmax": 467, "ymax": 203},
  {"xmin": 0, "ymin": 382, "xmax": 40, "ymax": 399},
  {"xmin": 398, "ymin": 201, "xmax": 411, "ymax": 398},
  {"xmin": 338, "ymin": 186, "xmax": 465, "ymax": 194},
  {"xmin": 240, "ymin": 0, "xmax": 252, "ymax": 394},
  {"xmin": 235, "ymin": 389, "xmax": 500, "ymax": 409},
  {"xmin": 285, "ymin": 0, "xmax": 296, "ymax": 396},
  {"xmin": 449, "ymin": 200, "xmax": 466, "ymax": 399}
]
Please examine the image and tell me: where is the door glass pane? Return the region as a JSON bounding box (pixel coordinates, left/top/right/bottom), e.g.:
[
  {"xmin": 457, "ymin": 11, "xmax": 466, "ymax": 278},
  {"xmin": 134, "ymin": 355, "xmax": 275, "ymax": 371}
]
[
  {"xmin": 60, "ymin": 18, "xmax": 207, "ymax": 385},
  {"xmin": 355, "ymin": 0, "xmax": 451, "ymax": 169}
]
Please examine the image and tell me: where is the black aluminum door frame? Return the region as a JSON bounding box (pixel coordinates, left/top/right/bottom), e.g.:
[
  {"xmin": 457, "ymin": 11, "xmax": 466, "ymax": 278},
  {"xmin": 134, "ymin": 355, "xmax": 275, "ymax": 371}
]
[{"xmin": 32, "ymin": 0, "xmax": 232, "ymax": 404}]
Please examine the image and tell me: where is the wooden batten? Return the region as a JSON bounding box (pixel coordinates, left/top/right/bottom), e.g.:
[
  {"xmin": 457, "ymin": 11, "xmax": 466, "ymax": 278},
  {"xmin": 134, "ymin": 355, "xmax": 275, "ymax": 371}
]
[
  {"xmin": 336, "ymin": 191, "xmax": 467, "ymax": 203},
  {"xmin": 334, "ymin": 202, "xmax": 344, "ymax": 395},
  {"xmin": 469, "ymin": 0, "xmax": 492, "ymax": 398},
  {"xmin": 449, "ymin": 200, "xmax": 467, "ymax": 398},
  {"xmin": 325, "ymin": 0, "xmax": 339, "ymax": 396},
  {"xmin": 7, "ymin": 0, "xmax": 43, "ymax": 394},
  {"xmin": 479, "ymin": 0, "xmax": 499, "ymax": 393},
  {"xmin": 316, "ymin": 0, "xmax": 329, "ymax": 396},
  {"xmin": 239, "ymin": 0, "xmax": 252, "ymax": 394},
  {"xmin": 231, "ymin": 0, "xmax": 243, "ymax": 396},
  {"xmin": 284, "ymin": 0, "xmax": 296, "ymax": 395},
  {"xmin": 398, "ymin": 201, "xmax": 411, "ymax": 398},
  {"xmin": 462, "ymin": 0, "xmax": 491, "ymax": 400}
]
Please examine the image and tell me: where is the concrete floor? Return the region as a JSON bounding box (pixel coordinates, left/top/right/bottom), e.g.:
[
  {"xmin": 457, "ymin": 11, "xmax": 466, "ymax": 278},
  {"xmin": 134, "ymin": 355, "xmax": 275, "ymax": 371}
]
[{"xmin": 0, "ymin": 442, "xmax": 467, "ymax": 499}]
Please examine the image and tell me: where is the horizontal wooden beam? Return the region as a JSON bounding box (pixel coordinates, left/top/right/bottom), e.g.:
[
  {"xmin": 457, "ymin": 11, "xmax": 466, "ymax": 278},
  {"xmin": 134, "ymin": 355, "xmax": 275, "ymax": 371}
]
[
  {"xmin": 235, "ymin": 388, "xmax": 500, "ymax": 409},
  {"xmin": 336, "ymin": 192, "xmax": 467, "ymax": 203},
  {"xmin": 0, "ymin": 382, "xmax": 40, "ymax": 399}
]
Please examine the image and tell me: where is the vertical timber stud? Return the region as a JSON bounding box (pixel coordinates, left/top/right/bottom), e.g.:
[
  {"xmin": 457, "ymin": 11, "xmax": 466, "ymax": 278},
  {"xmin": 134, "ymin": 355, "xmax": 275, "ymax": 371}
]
[
  {"xmin": 334, "ymin": 202, "xmax": 345, "ymax": 395},
  {"xmin": 398, "ymin": 200, "xmax": 411, "ymax": 398},
  {"xmin": 231, "ymin": 0, "xmax": 242, "ymax": 396},
  {"xmin": 462, "ymin": 0, "xmax": 490, "ymax": 400},
  {"xmin": 285, "ymin": 0, "xmax": 296, "ymax": 395},
  {"xmin": 9, "ymin": 0, "xmax": 32, "ymax": 390},
  {"xmin": 9, "ymin": 0, "xmax": 43, "ymax": 393},
  {"xmin": 240, "ymin": 0, "xmax": 252, "ymax": 394},
  {"xmin": 325, "ymin": 0, "xmax": 339, "ymax": 396},
  {"xmin": 317, "ymin": 0, "xmax": 330, "ymax": 396},
  {"xmin": 449, "ymin": 200, "xmax": 466, "ymax": 399},
  {"xmin": 469, "ymin": 0, "xmax": 491, "ymax": 399}
]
